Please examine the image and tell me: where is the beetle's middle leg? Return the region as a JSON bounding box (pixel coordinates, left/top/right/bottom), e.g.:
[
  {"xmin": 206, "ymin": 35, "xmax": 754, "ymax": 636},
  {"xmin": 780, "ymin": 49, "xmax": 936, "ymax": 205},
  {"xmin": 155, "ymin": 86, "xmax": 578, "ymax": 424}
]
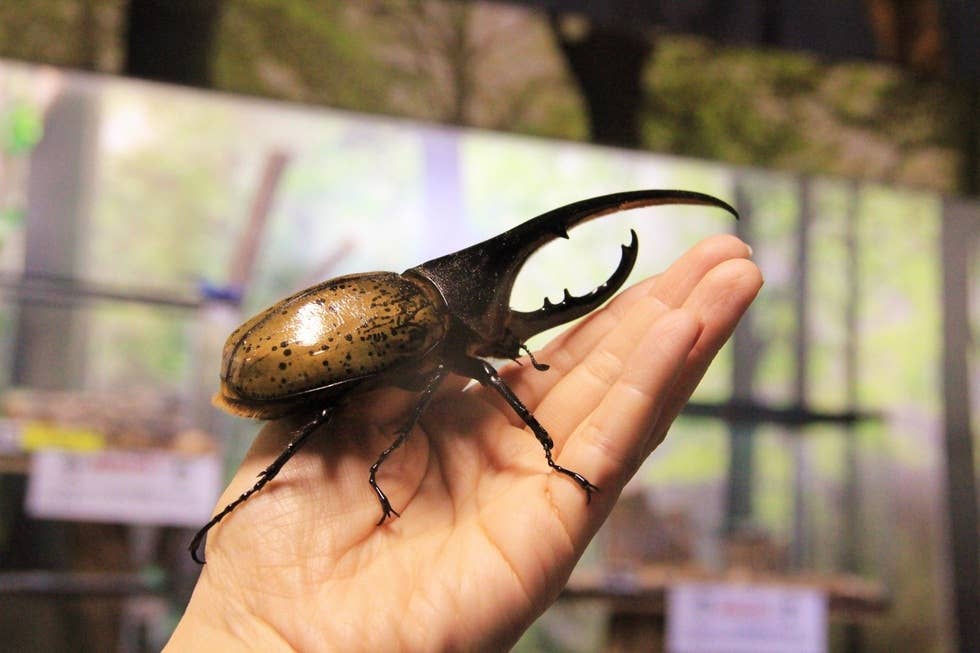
[
  {"xmin": 370, "ymin": 367, "xmax": 447, "ymax": 524},
  {"xmin": 454, "ymin": 357, "xmax": 599, "ymax": 500}
]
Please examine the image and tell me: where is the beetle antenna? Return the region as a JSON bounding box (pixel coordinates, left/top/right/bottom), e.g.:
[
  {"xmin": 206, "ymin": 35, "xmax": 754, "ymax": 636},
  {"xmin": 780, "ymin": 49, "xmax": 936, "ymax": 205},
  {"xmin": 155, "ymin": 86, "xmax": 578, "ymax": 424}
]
[{"xmin": 520, "ymin": 344, "xmax": 550, "ymax": 371}]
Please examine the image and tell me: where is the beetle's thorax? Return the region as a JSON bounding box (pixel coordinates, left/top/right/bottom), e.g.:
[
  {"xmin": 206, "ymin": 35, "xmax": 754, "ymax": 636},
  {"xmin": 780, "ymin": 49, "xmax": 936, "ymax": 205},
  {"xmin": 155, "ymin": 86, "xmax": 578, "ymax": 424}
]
[{"xmin": 402, "ymin": 266, "xmax": 517, "ymax": 355}]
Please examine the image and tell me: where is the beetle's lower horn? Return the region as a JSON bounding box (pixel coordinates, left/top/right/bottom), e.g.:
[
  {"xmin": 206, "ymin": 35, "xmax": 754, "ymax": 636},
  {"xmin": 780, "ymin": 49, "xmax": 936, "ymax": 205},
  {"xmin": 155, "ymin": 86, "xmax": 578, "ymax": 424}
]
[{"xmin": 507, "ymin": 230, "xmax": 638, "ymax": 341}]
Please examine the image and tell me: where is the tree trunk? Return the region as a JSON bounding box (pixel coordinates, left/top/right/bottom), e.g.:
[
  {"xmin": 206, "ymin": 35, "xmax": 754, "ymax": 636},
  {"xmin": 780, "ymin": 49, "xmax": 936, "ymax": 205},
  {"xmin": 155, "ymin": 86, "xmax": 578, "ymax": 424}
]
[
  {"xmin": 124, "ymin": 0, "xmax": 223, "ymax": 87},
  {"xmin": 549, "ymin": 15, "xmax": 652, "ymax": 148}
]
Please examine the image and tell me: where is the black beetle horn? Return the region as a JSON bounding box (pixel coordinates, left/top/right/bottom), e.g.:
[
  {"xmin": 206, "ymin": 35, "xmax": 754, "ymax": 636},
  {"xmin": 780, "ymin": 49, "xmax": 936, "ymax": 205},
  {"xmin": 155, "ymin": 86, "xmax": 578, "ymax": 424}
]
[
  {"xmin": 507, "ymin": 228, "xmax": 639, "ymax": 342},
  {"xmin": 407, "ymin": 190, "xmax": 738, "ymax": 348}
]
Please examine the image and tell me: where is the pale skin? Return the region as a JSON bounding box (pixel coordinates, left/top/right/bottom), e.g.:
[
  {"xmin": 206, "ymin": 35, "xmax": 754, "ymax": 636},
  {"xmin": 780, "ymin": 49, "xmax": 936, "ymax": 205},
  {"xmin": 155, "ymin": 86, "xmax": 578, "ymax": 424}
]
[{"xmin": 166, "ymin": 235, "xmax": 762, "ymax": 652}]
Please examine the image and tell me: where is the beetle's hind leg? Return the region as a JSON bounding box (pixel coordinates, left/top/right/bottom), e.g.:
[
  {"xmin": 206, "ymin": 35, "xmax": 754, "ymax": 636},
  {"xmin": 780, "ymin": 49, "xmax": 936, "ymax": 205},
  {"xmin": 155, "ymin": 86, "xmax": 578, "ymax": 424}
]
[
  {"xmin": 370, "ymin": 368, "xmax": 447, "ymax": 524},
  {"xmin": 189, "ymin": 406, "xmax": 336, "ymax": 564}
]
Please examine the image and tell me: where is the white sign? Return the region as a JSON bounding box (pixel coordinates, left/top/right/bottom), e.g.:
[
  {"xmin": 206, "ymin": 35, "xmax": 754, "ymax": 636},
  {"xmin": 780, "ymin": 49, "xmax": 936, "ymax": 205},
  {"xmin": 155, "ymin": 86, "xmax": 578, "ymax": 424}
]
[
  {"xmin": 26, "ymin": 449, "xmax": 222, "ymax": 527},
  {"xmin": 667, "ymin": 582, "xmax": 827, "ymax": 653}
]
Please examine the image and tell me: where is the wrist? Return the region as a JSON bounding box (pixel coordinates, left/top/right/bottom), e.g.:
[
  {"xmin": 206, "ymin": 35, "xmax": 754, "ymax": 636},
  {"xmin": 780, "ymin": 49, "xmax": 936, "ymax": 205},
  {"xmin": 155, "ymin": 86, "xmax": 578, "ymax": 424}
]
[{"xmin": 165, "ymin": 575, "xmax": 296, "ymax": 653}]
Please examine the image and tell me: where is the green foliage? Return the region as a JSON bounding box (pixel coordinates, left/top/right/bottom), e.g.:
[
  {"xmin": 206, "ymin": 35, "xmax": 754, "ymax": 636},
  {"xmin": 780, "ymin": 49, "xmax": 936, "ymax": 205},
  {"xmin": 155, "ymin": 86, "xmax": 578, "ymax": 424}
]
[
  {"xmin": 644, "ymin": 39, "xmax": 815, "ymax": 166},
  {"xmin": 643, "ymin": 37, "xmax": 960, "ymax": 192},
  {"xmin": 0, "ymin": 2, "xmax": 959, "ymax": 190},
  {"xmin": 0, "ymin": 0, "xmax": 123, "ymax": 71},
  {"xmin": 640, "ymin": 419, "xmax": 729, "ymax": 485},
  {"xmin": 0, "ymin": 82, "xmax": 39, "ymax": 254},
  {"xmin": 85, "ymin": 305, "xmax": 192, "ymax": 390},
  {"xmin": 751, "ymin": 427, "xmax": 794, "ymax": 536},
  {"xmin": 0, "ymin": 207, "xmax": 22, "ymax": 226},
  {"xmin": 214, "ymin": 0, "xmax": 389, "ymax": 114},
  {"xmin": 0, "ymin": 207, "xmax": 23, "ymax": 252},
  {"xmin": 2, "ymin": 101, "xmax": 43, "ymax": 155},
  {"xmin": 855, "ymin": 186, "xmax": 941, "ymax": 411},
  {"xmin": 90, "ymin": 86, "xmax": 249, "ymax": 289},
  {"xmin": 83, "ymin": 83, "xmax": 247, "ymax": 387}
]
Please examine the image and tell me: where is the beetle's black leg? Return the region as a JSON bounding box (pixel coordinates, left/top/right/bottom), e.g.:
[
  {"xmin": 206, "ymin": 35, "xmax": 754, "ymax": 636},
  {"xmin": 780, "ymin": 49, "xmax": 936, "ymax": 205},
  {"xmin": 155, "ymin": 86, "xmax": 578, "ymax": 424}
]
[
  {"xmin": 370, "ymin": 368, "xmax": 447, "ymax": 525},
  {"xmin": 454, "ymin": 357, "xmax": 599, "ymax": 500},
  {"xmin": 189, "ymin": 406, "xmax": 336, "ymax": 564}
]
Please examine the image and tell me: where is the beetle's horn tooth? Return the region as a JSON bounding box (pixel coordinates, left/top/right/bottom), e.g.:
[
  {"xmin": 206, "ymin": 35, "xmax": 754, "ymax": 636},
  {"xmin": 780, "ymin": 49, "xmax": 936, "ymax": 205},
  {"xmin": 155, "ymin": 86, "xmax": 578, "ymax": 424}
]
[{"xmin": 509, "ymin": 229, "xmax": 639, "ymax": 340}]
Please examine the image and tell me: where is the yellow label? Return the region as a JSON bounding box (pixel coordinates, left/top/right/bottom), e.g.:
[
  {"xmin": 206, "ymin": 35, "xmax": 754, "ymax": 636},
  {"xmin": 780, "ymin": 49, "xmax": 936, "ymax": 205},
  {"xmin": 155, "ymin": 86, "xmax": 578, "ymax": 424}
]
[{"xmin": 21, "ymin": 422, "xmax": 105, "ymax": 452}]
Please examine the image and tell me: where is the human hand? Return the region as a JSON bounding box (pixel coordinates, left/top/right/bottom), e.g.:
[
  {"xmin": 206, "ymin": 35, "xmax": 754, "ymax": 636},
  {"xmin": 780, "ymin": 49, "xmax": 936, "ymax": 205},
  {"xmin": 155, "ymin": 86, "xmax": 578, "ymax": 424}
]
[{"xmin": 166, "ymin": 235, "xmax": 761, "ymax": 652}]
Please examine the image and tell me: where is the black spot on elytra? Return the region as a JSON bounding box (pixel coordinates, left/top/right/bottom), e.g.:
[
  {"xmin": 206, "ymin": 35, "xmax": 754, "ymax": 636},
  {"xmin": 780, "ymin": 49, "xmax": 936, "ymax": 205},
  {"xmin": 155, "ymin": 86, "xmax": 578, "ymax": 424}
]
[
  {"xmin": 279, "ymin": 362, "xmax": 287, "ymax": 370},
  {"xmin": 283, "ymin": 349, "xmax": 292, "ymax": 356},
  {"xmin": 271, "ymin": 346, "xmax": 278, "ymax": 351},
  {"xmin": 345, "ymin": 334, "xmax": 353, "ymax": 342}
]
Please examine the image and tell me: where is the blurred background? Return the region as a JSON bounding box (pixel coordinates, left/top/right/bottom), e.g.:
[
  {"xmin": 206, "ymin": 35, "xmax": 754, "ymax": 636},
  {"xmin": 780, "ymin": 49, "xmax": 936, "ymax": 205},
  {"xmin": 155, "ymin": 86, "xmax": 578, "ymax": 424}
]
[{"xmin": 0, "ymin": 2, "xmax": 976, "ymax": 652}]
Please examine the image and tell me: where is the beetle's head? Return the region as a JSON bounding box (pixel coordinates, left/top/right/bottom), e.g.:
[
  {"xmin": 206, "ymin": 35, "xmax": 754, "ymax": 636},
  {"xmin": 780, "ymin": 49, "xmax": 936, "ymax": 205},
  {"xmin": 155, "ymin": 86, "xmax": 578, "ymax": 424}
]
[{"xmin": 406, "ymin": 190, "xmax": 738, "ymax": 357}]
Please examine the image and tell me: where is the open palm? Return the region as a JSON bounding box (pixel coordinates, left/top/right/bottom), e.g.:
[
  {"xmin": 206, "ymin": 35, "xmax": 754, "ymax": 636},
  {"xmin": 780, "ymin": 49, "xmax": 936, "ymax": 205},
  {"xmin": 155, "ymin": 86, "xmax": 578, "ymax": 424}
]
[{"xmin": 166, "ymin": 235, "xmax": 761, "ymax": 652}]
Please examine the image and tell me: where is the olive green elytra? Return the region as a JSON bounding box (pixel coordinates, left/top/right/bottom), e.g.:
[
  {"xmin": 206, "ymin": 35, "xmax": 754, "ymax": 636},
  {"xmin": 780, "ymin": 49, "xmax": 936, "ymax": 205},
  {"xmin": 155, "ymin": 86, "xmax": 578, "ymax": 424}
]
[
  {"xmin": 215, "ymin": 272, "xmax": 447, "ymax": 418},
  {"xmin": 191, "ymin": 190, "xmax": 738, "ymax": 564}
]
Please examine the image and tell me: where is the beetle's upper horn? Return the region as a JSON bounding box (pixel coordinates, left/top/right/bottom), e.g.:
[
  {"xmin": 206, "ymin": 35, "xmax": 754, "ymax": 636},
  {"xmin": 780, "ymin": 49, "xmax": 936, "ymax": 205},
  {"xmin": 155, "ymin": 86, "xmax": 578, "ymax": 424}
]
[{"xmin": 407, "ymin": 190, "xmax": 738, "ymax": 344}]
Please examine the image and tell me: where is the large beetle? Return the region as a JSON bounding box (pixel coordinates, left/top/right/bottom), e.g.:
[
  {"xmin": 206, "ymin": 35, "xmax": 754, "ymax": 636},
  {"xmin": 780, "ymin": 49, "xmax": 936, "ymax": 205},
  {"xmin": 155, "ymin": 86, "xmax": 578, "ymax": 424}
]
[{"xmin": 190, "ymin": 190, "xmax": 737, "ymax": 563}]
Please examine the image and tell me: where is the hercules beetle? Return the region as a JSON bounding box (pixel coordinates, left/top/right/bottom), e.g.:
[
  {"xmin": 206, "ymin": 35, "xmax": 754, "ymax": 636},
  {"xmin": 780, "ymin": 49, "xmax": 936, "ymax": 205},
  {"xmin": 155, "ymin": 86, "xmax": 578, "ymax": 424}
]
[{"xmin": 190, "ymin": 189, "xmax": 737, "ymax": 563}]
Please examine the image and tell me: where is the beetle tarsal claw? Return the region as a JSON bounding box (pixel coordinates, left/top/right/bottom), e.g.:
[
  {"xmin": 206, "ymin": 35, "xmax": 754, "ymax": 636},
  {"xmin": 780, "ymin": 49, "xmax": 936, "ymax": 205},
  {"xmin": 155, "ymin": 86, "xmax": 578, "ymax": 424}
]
[
  {"xmin": 519, "ymin": 344, "xmax": 550, "ymax": 371},
  {"xmin": 375, "ymin": 498, "xmax": 400, "ymax": 525}
]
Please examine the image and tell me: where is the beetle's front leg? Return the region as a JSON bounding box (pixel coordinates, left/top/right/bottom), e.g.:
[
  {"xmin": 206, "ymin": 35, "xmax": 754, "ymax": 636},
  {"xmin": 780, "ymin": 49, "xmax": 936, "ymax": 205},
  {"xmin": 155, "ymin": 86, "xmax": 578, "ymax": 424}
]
[
  {"xmin": 453, "ymin": 357, "xmax": 599, "ymax": 500},
  {"xmin": 370, "ymin": 367, "xmax": 447, "ymax": 524}
]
